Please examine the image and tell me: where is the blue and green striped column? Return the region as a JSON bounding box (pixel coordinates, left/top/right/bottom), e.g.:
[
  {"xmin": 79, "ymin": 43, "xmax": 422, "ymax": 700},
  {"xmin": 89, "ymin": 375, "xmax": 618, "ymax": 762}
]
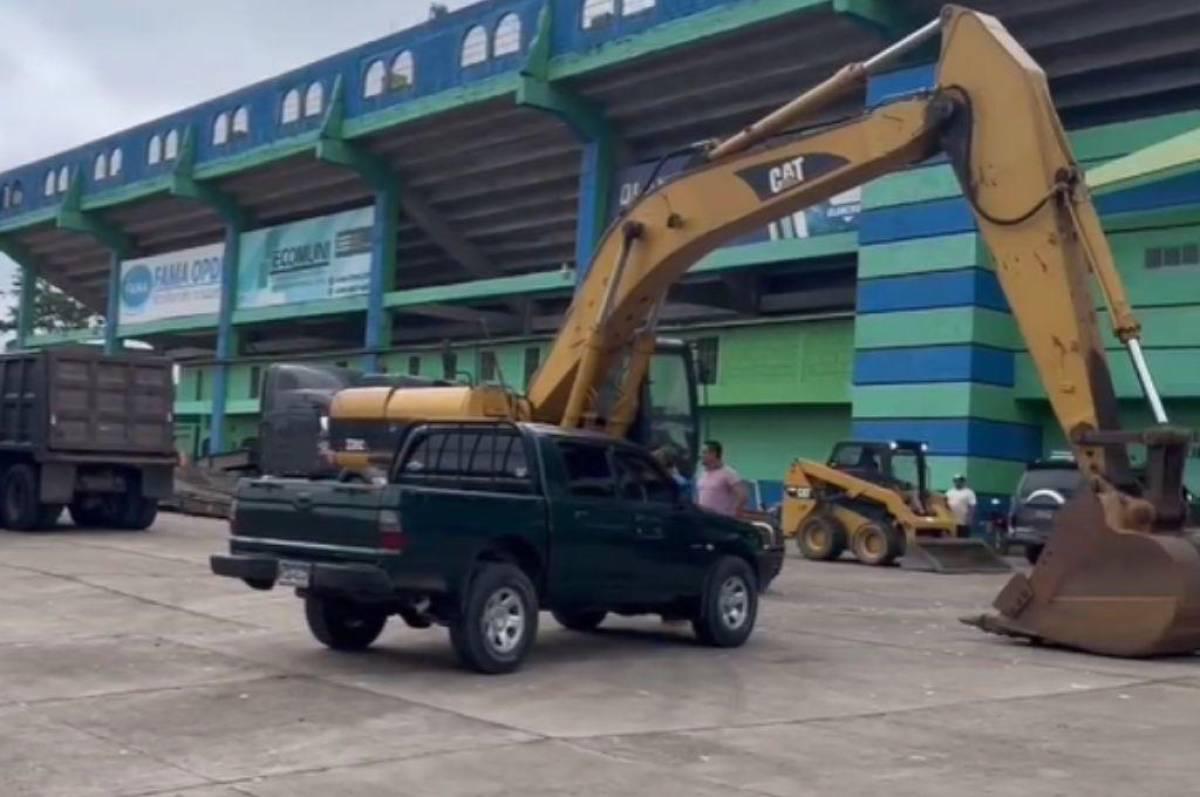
[{"xmin": 850, "ymin": 65, "xmax": 1039, "ymax": 500}]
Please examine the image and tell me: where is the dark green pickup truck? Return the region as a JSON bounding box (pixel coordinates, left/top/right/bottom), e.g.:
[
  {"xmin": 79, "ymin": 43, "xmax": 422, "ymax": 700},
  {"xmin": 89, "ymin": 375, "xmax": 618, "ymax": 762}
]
[{"xmin": 212, "ymin": 422, "xmax": 784, "ymax": 673}]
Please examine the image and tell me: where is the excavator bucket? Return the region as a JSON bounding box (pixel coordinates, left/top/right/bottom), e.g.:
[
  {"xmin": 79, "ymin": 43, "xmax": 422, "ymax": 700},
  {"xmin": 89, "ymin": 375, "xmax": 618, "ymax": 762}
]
[
  {"xmin": 965, "ymin": 488, "xmax": 1200, "ymax": 657},
  {"xmin": 901, "ymin": 538, "xmax": 1012, "ymax": 574}
]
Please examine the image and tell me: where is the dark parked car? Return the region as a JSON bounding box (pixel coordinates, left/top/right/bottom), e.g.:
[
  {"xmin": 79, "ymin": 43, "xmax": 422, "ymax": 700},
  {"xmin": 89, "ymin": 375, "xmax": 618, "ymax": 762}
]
[
  {"xmin": 999, "ymin": 453, "xmax": 1199, "ymax": 563},
  {"xmin": 212, "ymin": 422, "xmax": 783, "ymax": 674}
]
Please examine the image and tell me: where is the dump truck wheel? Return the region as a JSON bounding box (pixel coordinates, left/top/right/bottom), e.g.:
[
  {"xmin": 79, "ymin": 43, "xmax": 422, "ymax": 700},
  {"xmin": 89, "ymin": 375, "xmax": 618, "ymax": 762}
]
[
  {"xmin": 1, "ymin": 464, "xmax": 42, "ymax": 531},
  {"xmin": 797, "ymin": 514, "xmax": 846, "ymax": 561},
  {"xmin": 69, "ymin": 497, "xmax": 109, "ymax": 528},
  {"xmin": 852, "ymin": 522, "xmax": 902, "ymax": 566},
  {"xmin": 118, "ymin": 496, "xmax": 159, "ymax": 531}
]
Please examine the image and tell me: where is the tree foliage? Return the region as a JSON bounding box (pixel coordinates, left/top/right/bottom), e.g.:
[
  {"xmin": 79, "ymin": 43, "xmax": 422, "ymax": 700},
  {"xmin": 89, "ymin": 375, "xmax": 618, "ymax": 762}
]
[{"xmin": 0, "ymin": 270, "xmax": 100, "ymax": 336}]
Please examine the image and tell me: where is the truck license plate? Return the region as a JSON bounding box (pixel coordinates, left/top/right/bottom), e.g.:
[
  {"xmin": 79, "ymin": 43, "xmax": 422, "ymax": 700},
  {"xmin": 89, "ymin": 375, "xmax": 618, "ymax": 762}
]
[{"xmin": 277, "ymin": 561, "xmax": 312, "ymax": 588}]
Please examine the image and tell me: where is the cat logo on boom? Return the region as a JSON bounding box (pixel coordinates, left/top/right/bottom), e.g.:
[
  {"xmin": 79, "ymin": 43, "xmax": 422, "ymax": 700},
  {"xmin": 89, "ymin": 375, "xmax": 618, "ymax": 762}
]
[{"xmin": 735, "ymin": 152, "xmax": 849, "ymax": 201}]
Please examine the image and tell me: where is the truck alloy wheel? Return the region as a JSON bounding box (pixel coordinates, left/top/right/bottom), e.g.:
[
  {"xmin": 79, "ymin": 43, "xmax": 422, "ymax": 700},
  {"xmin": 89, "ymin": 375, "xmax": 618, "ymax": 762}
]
[
  {"xmin": 693, "ymin": 556, "xmax": 758, "ymax": 648},
  {"xmin": 450, "ymin": 562, "xmax": 538, "ymax": 675}
]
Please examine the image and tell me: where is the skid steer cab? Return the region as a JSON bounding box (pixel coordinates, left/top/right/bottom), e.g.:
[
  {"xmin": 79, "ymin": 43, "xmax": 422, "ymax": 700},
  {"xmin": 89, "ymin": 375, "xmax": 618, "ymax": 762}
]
[{"xmin": 781, "ymin": 441, "xmax": 1010, "ymax": 574}]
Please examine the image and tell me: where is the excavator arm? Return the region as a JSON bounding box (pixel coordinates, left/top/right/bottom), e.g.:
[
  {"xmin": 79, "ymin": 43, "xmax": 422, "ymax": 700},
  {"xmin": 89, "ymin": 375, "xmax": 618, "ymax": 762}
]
[
  {"xmin": 331, "ymin": 5, "xmax": 1200, "ymax": 656},
  {"xmin": 524, "ymin": 5, "xmax": 1200, "ymax": 657}
]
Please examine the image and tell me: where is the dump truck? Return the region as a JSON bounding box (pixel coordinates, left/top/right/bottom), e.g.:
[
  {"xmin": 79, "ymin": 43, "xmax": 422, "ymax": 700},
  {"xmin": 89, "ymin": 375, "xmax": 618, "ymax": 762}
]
[
  {"xmin": 0, "ymin": 346, "xmax": 176, "ymax": 530},
  {"xmin": 782, "ymin": 440, "xmax": 1009, "ymax": 573}
]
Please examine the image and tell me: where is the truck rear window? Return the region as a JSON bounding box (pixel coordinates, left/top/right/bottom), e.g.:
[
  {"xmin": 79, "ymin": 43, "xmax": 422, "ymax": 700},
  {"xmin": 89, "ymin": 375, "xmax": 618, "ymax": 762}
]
[{"xmin": 397, "ymin": 427, "xmax": 533, "ymax": 494}]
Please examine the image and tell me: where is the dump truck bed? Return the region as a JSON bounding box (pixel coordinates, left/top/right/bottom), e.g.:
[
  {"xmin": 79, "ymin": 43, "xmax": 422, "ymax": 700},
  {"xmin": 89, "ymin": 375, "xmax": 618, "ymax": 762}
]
[{"xmin": 0, "ymin": 346, "xmax": 175, "ymax": 460}]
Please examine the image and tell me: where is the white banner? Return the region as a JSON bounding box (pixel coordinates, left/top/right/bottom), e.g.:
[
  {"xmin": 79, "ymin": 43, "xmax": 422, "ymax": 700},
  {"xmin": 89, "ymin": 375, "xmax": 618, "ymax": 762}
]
[{"xmin": 119, "ymin": 242, "xmax": 225, "ymax": 327}]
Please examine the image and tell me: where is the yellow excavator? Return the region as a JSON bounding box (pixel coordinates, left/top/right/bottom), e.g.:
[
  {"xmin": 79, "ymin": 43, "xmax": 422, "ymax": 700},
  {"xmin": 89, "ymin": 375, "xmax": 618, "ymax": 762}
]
[
  {"xmin": 781, "ymin": 439, "xmax": 1010, "ymax": 573},
  {"xmin": 328, "ymin": 6, "xmax": 1200, "ymax": 658}
]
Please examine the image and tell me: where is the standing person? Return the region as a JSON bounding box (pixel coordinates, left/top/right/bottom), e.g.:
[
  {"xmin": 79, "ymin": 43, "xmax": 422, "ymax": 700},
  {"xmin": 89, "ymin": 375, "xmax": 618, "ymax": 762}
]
[
  {"xmin": 946, "ymin": 473, "xmax": 978, "ymax": 538},
  {"xmin": 696, "ymin": 440, "xmax": 748, "ymax": 518}
]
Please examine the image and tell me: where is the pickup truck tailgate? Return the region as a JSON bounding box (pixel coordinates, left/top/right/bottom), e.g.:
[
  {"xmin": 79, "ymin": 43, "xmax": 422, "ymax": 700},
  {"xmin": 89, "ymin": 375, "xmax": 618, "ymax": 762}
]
[{"xmin": 234, "ymin": 479, "xmax": 385, "ymax": 552}]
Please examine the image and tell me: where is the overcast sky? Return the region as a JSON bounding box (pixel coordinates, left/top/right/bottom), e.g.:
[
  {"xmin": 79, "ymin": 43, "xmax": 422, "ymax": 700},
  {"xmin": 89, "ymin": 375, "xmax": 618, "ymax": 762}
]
[{"xmin": 0, "ymin": 0, "xmax": 479, "ymax": 325}]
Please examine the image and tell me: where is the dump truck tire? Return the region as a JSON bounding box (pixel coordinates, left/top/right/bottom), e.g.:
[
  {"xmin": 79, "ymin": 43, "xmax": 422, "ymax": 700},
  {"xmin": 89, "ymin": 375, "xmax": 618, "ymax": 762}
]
[
  {"xmin": 1, "ymin": 465, "xmax": 42, "ymax": 531},
  {"xmin": 797, "ymin": 514, "xmax": 846, "ymax": 561},
  {"xmin": 852, "ymin": 522, "xmax": 902, "ymax": 566}
]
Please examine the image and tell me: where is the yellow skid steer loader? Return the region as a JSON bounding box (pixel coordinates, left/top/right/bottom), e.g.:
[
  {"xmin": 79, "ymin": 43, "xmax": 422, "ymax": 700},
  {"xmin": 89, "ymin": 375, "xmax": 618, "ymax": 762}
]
[{"xmin": 781, "ymin": 440, "xmax": 1010, "ymax": 573}]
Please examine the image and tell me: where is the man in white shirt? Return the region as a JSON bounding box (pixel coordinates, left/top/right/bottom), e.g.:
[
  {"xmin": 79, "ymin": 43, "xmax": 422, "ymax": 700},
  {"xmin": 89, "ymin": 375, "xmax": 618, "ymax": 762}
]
[{"xmin": 945, "ymin": 474, "xmax": 977, "ymax": 538}]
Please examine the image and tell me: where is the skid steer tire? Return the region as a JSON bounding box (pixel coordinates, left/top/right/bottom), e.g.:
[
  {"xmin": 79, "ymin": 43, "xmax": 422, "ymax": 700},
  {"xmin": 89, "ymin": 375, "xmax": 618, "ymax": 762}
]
[
  {"xmin": 852, "ymin": 522, "xmax": 902, "ymax": 567},
  {"xmin": 796, "ymin": 514, "xmax": 846, "ymax": 561}
]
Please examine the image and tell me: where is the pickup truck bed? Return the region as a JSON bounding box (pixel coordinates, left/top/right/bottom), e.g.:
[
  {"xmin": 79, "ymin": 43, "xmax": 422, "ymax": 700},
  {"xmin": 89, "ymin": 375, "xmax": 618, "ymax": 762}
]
[{"xmin": 213, "ymin": 422, "xmax": 783, "ymax": 673}]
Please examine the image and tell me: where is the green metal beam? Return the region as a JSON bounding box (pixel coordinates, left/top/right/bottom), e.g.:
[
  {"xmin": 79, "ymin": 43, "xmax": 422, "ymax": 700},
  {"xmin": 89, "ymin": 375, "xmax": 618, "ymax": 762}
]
[
  {"xmin": 316, "ymin": 76, "xmax": 394, "ymax": 190},
  {"xmin": 171, "ymin": 129, "xmax": 252, "ymax": 227},
  {"xmin": 832, "ymin": 0, "xmax": 920, "ymax": 39},
  {"xmin": 0, "ymin": 237, "xmax": 39, "ymax": 348},
  {"xmin": 517, "ymin": 3, "xmax": 609, "ymax": 141},
  {"xmin": 56, "ymin": 170, "xmax": 132, "ymax": 255}
]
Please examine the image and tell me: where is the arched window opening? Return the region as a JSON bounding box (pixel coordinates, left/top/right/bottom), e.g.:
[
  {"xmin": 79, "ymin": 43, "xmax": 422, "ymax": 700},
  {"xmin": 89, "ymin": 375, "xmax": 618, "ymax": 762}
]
[
  {"xmin": 232, "ymin": 105, "xmax": 250, "ymax": 136},
  {"xmin": 364, "ymin": 60, "xmax": 386, "ymax": 98},
  {"xmin": 148, "ymin": 134, "xmax": 163, "ymax": 165},
  {"xmin": 390, "ymin": 51, "xmax": 415, "ymax": 90},
  {"xmin": 494, "ymin": 13, "xmax": 522, "ymax": 56},
  {"xmin": 623, "ymin": 0, "xmax": 657, "ymax": 16},
  {"xmin": 303, "ymin": 82, "xmax": 324, "ymax": 118},
  {"xmin": 57, "ymin": 166, "xmax": 69, "ymax": 193},
  {"xmin": 94, "ymin": 153, "xmax": 108, "ymax": 181},
  {"xmin": 164, "ymin": 129, "xmax": 180, "ymax": 160},
  {"xmin": 213, "ymin": 112, "xmax": 230, "ymax": 145},
  {"xmin": 461, "ymin": 25, "xmax": 488, "ymax": 67},
  {"xmin": 281, "ymin": 88, "xmax": 301, "ymax": 123},
  {"xmin": 109, "ymin": 148, "xmax": 123, "ymax": 177},
  {"xmin": 582, "ymin": 0, "xmax": 616, "ymax": 29}
]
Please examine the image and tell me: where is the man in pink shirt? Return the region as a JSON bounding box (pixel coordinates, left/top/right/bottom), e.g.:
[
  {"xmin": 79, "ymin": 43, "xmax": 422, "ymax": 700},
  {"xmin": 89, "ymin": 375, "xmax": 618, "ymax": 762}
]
[{"xmin": 696, "ymin": 440, "xmax": 748, "ymax": 518}]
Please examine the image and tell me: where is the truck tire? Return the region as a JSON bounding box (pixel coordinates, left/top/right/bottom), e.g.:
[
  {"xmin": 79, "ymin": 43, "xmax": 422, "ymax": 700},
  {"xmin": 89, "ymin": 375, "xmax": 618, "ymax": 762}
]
[
  {"xmin": 2, "ymin": 464, "xmax": 43, "ymax": 531},
  {"xmin": 450, "ymin": 562, "xmax": 538, "ymax": 674},
  {"xmin": 852, "ymin": 522, "xmax": 902, "ymax": 566},
  {"xmin": 796, "ymin": 514, "xmax": 846, "ymax": 561},
  {"xmin": 1025, "ymin": 544, "xmax": 1044, "ymax": 565},
  {"xmin": 69, "ymin": 498, "xmax": 108, "ymax": 528},
  {"xmin": 38, "ymin": 504, "xmax": 63, "ymax": 528},
  {"xmin": 551, "ymin": 608, "xmax": 606, "ymax": 632},
  {"xmin": 692, "ymin": 556, "xmax": 758, "ymax": 648},
  {"xmin": 118, "ymin": 496, "xmax": 159, "ymax": 530},
  {"xmin": 304, "ymin": 596, "xmax": 387, "ymax": 652}
]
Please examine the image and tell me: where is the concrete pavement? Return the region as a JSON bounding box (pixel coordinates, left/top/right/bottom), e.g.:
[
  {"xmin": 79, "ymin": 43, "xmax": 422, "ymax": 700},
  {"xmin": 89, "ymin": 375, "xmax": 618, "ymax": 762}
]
[{"xmin": 1, "ymin": 513, "xmax": 1198, "ymax": 796}]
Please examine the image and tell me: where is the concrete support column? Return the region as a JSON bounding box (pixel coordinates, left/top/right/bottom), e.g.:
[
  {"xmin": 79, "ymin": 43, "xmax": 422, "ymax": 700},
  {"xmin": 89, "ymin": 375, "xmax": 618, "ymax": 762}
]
[
  {"xmin": 16, "ymin": 263, "xmax": 37, "ymax": 349},
  {"xmin": 574, "ymin": 135, "xmax": 616, "ymax": 282},
  {"xmin": 364, "ymin": 185, "xmax": 398, "ymax": 372},
  {"xmin": 104, "ymin": 251, "xmax": 121, "ymax": 355},
  {"xmin": 208, "ymin": 223, "xmax": 241, "ymax": 454}
]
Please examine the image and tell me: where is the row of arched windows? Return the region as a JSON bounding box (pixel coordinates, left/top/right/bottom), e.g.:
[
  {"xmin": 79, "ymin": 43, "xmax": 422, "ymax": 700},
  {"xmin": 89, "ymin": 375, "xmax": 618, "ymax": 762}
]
[
  {"xmin": 281, "ymin": 82, "xmax": 325, "ymax": 125},
  {"xmin": 364, "ymin": 51, "xmax": 415, "ymax": 99},
  {"xmin": 93, "ymin": 148, "xmax": 124, "ymax": 182},
  {"xmin": 461, "ymin": 12, "xmax": 523, "ymax": 68},
  {"xmin": 213, "ymin": 106, "xmax": 251, "ymax": 146},
  {"xmin": 1, "ymin": 181, "xmax": 24, "ymax": 210},
  {"xmin": 44, "ymin": 166, "xmax": 70, "ymax": 197},
  {"xmin": 9, "ymin": 2, "xmax": 663, "ymax": 211},
  {"xmin": 148, "ymin": 129, "xmax": 182, "ymax": 166},
  {"xmin": 583, "ymin": 0, "xmax": 656, "ymax": 30}
]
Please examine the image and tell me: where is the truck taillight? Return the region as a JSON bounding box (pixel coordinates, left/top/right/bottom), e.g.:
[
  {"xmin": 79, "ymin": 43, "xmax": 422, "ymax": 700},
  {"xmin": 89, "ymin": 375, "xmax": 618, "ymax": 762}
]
[{"xmin": 379, "ymin": 509, "xmax": 407, "ymax": 552}]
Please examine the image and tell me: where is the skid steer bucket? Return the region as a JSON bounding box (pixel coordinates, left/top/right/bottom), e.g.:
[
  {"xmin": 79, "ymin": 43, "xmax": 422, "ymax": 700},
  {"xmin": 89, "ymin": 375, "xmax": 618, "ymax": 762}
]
[
  {"xmin": 901, "ymin": 538, "xmax": 1012, "ymax": 574},
  {"xmin": 964, "ymin": 488, "xmax": 1200, "ymax": 657}
]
